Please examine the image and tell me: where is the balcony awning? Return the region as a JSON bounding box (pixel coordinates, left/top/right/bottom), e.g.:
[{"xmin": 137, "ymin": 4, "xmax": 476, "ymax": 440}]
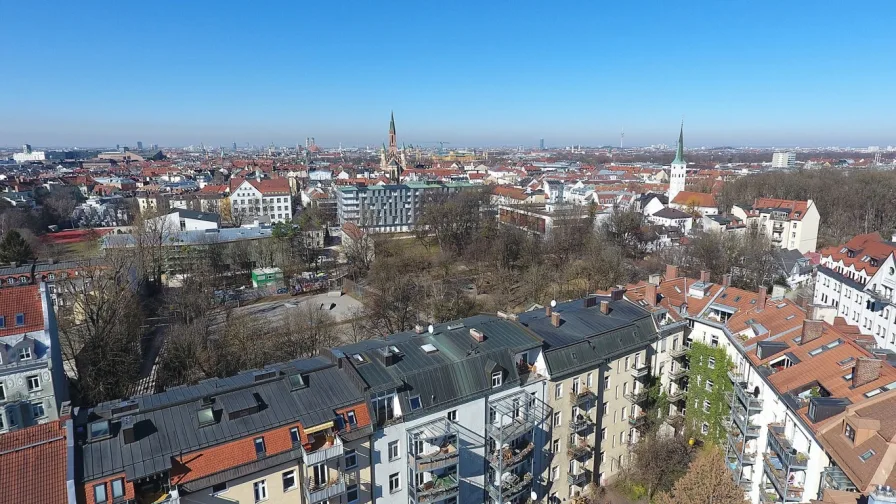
[{"xmin": 305, "ymin": 421, "xmax": 334, "ymax": 435}]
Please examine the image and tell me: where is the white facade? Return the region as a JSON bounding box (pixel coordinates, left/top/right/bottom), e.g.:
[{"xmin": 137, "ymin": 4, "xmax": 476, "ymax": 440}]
[
  {"xmin": 668, "ymin": 159, "xmax": 686, "ymax": 203},
  {"xmin": 231, "ymin": 180, "xmax": 293, "ymax": 223},
  {"xmin": 13, "ymin": 151, "xmax": 46, "ymax": 163},
  {"xmin": 772, "ymin": 152, "xmax": 796, "ymax": 169},
  {"xmin": 730, "ymin": 201, "xmax": 820, "ymax": 253}
]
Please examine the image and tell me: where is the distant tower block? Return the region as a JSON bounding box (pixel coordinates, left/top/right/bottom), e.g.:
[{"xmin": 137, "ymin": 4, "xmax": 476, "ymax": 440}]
[{"xmin": 669, "ymin": 122, "xmax": 686, "ymax": 202}]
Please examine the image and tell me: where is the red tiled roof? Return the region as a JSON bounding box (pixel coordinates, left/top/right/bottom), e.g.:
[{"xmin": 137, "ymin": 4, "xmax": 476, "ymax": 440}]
[
  {"xmin": 0, "ymin": 285, "xmax": 44, "ymax": 336},
  {"xmin": 198, "ymin": 184, "xmax": 227, "ymax": 194},
  {"xmin": 819, "ymin": 233, "xmax": 896, "ymax": 278},
  {"xmin": 40, "ymin": 228, "xmax": 113, "ymax": 246},
  {"xmin": 751, "ymin": 197, "xmax": 811, "ymax": 221},
  {"xmin": 670, "ymin": 191, "xmax": 717, "ymax": 208},
  {"xmin": 0, "ymin": 420, "xmax": 68, "ymax": 504}
]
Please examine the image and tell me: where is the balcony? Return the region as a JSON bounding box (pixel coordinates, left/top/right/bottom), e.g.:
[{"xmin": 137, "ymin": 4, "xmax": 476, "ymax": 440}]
[
  {"xmin": 728, "ymin": 370, "xmax": 747, "ymax": 384},
  {"xmin": 624, "ymin": 389, "xmax": 650, "ymax": 404},
  {"xmin": 763, "ymin": 454, "xmax": 805, "ymax": 501},
  {"xmin": 669, "ymin": 343, "xmax": 691, "ymax": 359},
  {"xmin": 767, "ymin": 423, "xmax": 809, "ymax": 470},
  {"xmin": 737, "ymin": 477, "xmax": 753, "ymax": 492},
  {"xmin": 488, "ymin": 472, "xmax": 533, "ymax": 501},
  {"xmin": 488, "ymin": 442, "xmax": 534, "ymax": 471},
  {"xmin": 668, "ymin": 366, "xmax": 689, "ymax": 381},
  {"xmin": 759, "ymin": 486, "xmax": 780, "ymax": 503},
  {"xmin": 304, "ymin": 474, "xmax": 346, "ymax": 503},
  {"xmin": 567, "ymin": 469, "xmax": 592, "ymax": 487},
  {"xmin": 630, "ymin": 364, "xmax": 650, "ymax": 379},
  {"xmin": 415, "ymin": 474, "xmax": 460, "ymax": 504},
  {"xmin": 628, "ymin": 413, "xmax": 648, "ymax": 427},
  {"xmin": 569, "ymin": 388, "xmax": 596, "ymax": 406},
  {"xmin": 570, "ymin": 417, "xmax": 595, "ymax": 435},
  {"xmin": 300, "ymin": 432, "xmax": 344, "ymax": 466},
  {"xmin": 731, "ymin": 411, "xmax": 760, "ymax": 438},
  {"xmin": 412, "ymin": 443, "xmax": 459, "ymax": 472},
  {"xmin": 727, "ymin": 432, "xmax": 756, "ymax": 466},
  {"xmin": 822, "ymin": 466, "xmax": 857, "ymax": 492},
  {"xmin": 567, "ymin": 440, "xmax": 592, "ymax": 460},
  {"xmin": 667, "ymin": 388, "xmax": 687, "ymax": 402},
  {"xmin": 734, "ymin": 384, "xmax": 763, "ymax": 412}
]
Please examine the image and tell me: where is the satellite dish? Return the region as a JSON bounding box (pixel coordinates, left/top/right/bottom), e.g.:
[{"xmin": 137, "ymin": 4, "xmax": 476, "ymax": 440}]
[
  {"xmin": 550, "ymin": 300, "xmax": 557, "ymax": 308},
  {"xmin": 428, "ymin": 324, "xmax": 434, "ymax": 334}
]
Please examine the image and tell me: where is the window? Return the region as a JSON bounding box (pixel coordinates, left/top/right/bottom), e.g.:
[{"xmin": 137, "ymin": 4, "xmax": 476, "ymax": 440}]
[
  {"xmin": 94, "ymin": 483, "xmax": 108, "ymax": 503},
  {"xmin": 31, "ymin": 402, "xmax": 45, "ymax": 419},
  {"xmin": 18, "ymin": 347, "xmax": 31, "ymax": 360},
  {"xmin": 388, "ymin": 440, "xmax": 399, "ymax": 460},
  {"xmin": 346, "ymin": 410, "xmax": 357, "ymax": 426},
  {"xmin": 845, "ymin": 423, "xmax": 856, "ymax": 442},
  {"xmin": 0, "ymin": 316, "xmax": 4, "ymax": 327},
  {"xmin": 15, "ymin": 313, "xmax": 24, "ymax": 326},
  {"xmin": 282, "ymin": 470, "xmax": 297, "ymax": 492},
  {"xmin": 0, "ymin": 384, "xmax": 4, "ymax": 401},
  {"xmin": 587, "ymin": 372, "xmax": 593, "ymax": 388},
  {"xmin": 389, "ymin": 472, "xmax": 401, "ymax": 493},
  {"xmin": 489, "ymin": 407, "xmax": 496, "ymax": 424},
  {"xmin": 603, "ymin": 401, "xmax": 609, "ymax": 416},
  {"xmin": 604, "ymin": 375, "xmax": 610, "ymax": 390},
  {"xmin": 703, "ymin": 400, "xmax": 711, "ymax": 413},
  {"xmin": 860, "ymin": 449, "xmax": 876, "ymax": 462},
  {"xmin": 290, "ymin": 427, "xmax": 300, "ymax": 445},
  {"xmin": 491, "ymin": 371, "xmax": 503, "ymax": 387},
  {"xmin": 109, "ymin": 478, "xmax": 124, "ymax": 499},
  {"xmin": 701, "ymin": 422, "xmax": 709, "ymax": 435},
  {"xmin": 89, "ymin": 420, "xmax": 110, "ymax": 439},
  {"xmin": 601, "ymin": 427, "xmax": 607, "ymax": 440},
  {"xmin": 555, "ymin": 383, "xmax": 563, "ymax": 399},
  {"xmin": 447, "ymin": 409, "xmax": 457, "ymax": 422},
  {"xmin": 625, "ymin": 356, "xmax": 630, "ymax": 370},
  {"xmin": 707, "ymin": 357, "xmax": 716, "ymax": 369},
  {"xmin": 409, "ymin": 395, "xmax": 422, "ymax": 410},
  {"xmin": 253, "ymin": 480, "xmax": 268, "ymax": 502},
  {"xmin": 705, "ymin": 379, "xmax": 714, "ymax": 392},
  {"xmin": 27, "ymin": 375, "xmax": 40, "ymax": 391},
  {"xmin": 347, "ymin": 484, "xmax": 359, "ymax": 503},
  {"xmin": 551, "ymin": 466, "xmax": 559, "ymax": 482},
  {"xmin": 198, "ymin": 407, "xmax": 215, "ymax": 427},
  {"xmin": 345, "ymin": 449, "xmax": 358, "ymax": 469},
  {"xmin": 254, "ymin": 437, "xmax": 266, "ymax": 456},
  {"xmin": 211, "ymin": 482, "xmax": 227, "ymax": 495},
  {"xmin": 553, "ymin": 411, "xmax": 562, "ymax": 427}
]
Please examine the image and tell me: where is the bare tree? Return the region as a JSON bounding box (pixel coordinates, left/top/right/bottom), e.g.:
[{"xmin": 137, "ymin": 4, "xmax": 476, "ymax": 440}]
[
  {"xmin": 44, "ymin": 190, "xmax": 79, "ymax": 228},
  {"xmin": 276, "ymin": 302, "xmax": 339, "ymax": 358},
  {"xmin": 628, "ymin": 433, "xmax": 694, "ymax": 499},
  {"xmin": 655, "ymin": 447, "xmax": 747, "ymax": 504}
]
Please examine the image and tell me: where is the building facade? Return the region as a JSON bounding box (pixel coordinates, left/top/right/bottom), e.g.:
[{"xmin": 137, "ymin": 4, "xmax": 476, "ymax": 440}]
[
  {"xmin": 730, "ymin": 198, "xmax": 820, "ymax": 253},
  {"xmin": 337, "ymin": 182, "xmax": 474, "ymax": 233},
  {"xmin": 772, "ymin": 152, "xmax": 796, "ymax": 169},
  {"xmin": 668, "ymin": 123, "xmax": 687, "ymax": 203},
  {"xmin": 231, "ymin": 178, "xmax": 294, "ymax": 223}
]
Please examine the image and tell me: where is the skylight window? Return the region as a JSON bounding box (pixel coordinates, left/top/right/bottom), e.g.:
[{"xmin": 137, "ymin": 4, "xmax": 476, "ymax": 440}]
[
  {"xmin": 860, "ymin": 449, "xmax": 876, "ymax": 462},
  {"xmin": 776, "ymin": 303, "xmax": 787, "ymax": 309},
  {"xmin": 734, "ymin": 296, "xmax": 742, "ymax": 302},
  {"xmin": 420, "ymin": 344, "xmax": 438, "ymax": 354},
  {"xmin": 865, "ymin": 389, "xmax": 882, "ymax": 398},
  {"xmin": 352, "ymin": 353, "xmax": 367, "ymax": 364},
  {"xmin": 785, "ymin": 315, "xmax": 795, "ymax": 320},
  {"xmin": 808, "ymin": 347, "xmax": 824, "ymax": 356},
  {"xmin": 409, "ymin": 396, "xmax": 422, "ymax": 411},
  {"xmin": 198, "ymin": 407, "xmax": 215, "ymax": 427},
  {"xmin": 839, "ymin": 357, "xmax": 856, "ymax": 367},
  {"xmin": 843, "ymin": 373, "xmax": 853, "ymax": 381},
  {"xmin": 89, "ymin": 420, "xmax": 111, "ymax": 440}
]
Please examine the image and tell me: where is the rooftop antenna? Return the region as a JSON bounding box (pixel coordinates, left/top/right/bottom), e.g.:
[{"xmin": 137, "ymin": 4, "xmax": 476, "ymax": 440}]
[{"xmin": 620, "ymin": 128, "xmax": 625, "ymax": 149}]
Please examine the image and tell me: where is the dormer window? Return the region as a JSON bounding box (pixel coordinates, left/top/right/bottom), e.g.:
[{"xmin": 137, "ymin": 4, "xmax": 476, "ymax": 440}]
[
  {"xmin": 844, "ymin": 422, "xmax": 855, "ymax": 443},
  {"xmin": 491, "ymin": 371, "xmax": 503, "ymax": 388},
  {"xmin": 18, "ymin": 347, "xmax": 31, "ymax": 360},
  {"xmin": 197, "ymin": 407, "xmax": 215, "ymax": 427},
  {"xmin": 89, "ymin": 420, "xmax": 111, "ymax": 440},
  {"xmin": 0, "ymin": 316, "xmax": 5, "ymax": 328},
  {"xmin": 15, "ymin": 313, "xmax": 24, "ymax": 326},
  {"xmin": 408, "ymin": 396, "xmax": 422, "ymax": 411},
  {"xmin": 346, "ymin": 410, "xmax": 357, "ymax": 426}
]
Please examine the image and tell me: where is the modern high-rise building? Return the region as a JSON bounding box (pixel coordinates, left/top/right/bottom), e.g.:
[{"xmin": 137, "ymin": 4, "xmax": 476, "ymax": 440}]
[
  {"xmin": 772, "ymin": 152, "xmax": 796, "ymax": 169},
  {"xmin": 668, "ymin": 123, "xmax": 687, "ymax": 202},
  {"xmin": 136, "ymin": 141, "xmax": 143, "ymax": 150},
  {"xmin": 539, "ymin": 138, "xmax": 545, "ymax": 150},
  {"xmin": 232, "ymin": 141, "xmax": 238, "ymax": 151}
]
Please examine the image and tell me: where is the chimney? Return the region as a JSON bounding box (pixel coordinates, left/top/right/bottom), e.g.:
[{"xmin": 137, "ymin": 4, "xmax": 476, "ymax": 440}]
[
  {"xmin": 610, "ymin": 287, "xmax": 625, "ymax": 301},
  {"xmin": 853, "ymin": 358, "xmax": 883, "ymax": 388},
  {"xmin": 799, "ymin": 319, "xmax": 824, "ymax": 345},
  {"xmin": 470, "ymin": 328, "xmax": 485, "ymax": 342},
  {"xmin": 545, "ymin": 305, "xmax": 552, "ymax": 317},
  {"xmin": 414, "ymin": 324, "xmax": 425, "ymax": 334},
  {"xmin": 121, "ymin": 416, "xmax": 136, "ymax": 444},
  {"xmin": 665, "ymin": 264, "xmax": 679, "ymax": 280},
  {"xmin": 583, "ymin": 296, "xmax": 597, "ymax": 308},
  {"xmin": 600, "ymin": 300, "xmax": 610, "ymax": 315},
  {"xmin": 757, "ymin": 286, "xmax": 767, "ymax": 310},
  {"xmin": 648, "ymin": 273, "xmax": 661, "ymax": 285},
  {"xmin": 700, "ymin": 270, "xmax": 711, "ymax": 283},
  {"xmin": 722, "ymin": 274, "xmax": 731, "ymax": 287},
  {"xmin": 551, "ymin": 312, "xmax": 562, "ymax": 327},
  {"xmin": 646, "ymin": 283, "xmax": 657, "ymax": 307}
]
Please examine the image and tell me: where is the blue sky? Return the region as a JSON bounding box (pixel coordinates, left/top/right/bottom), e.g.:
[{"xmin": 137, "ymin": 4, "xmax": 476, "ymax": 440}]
[{"xmin": 2, "ymin": 1, "xmax": 895, "ymax": 148}]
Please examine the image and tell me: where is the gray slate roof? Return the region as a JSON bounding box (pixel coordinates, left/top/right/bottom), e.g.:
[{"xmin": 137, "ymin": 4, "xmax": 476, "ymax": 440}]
[{"xmin": 76, "ymin": 357, "xmax": 366, "ymax": 482}]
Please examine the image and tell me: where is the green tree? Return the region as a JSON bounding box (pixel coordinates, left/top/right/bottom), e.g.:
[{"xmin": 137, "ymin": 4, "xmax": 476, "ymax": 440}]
[{"xmin": 0, "ymin": 229, "xmax": 35, "ymax": 264}]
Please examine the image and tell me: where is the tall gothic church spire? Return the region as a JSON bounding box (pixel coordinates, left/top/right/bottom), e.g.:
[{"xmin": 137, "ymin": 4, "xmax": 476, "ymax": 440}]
[{"xmin": 673, "ymin": 121, "xmax": 685, "ymax": 165}]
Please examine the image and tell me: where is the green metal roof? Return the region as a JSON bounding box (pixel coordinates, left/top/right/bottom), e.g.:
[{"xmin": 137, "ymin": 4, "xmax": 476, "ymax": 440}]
[{"xmin": 673, "ymin": 122, "xmax": 685, "ymax": 165}]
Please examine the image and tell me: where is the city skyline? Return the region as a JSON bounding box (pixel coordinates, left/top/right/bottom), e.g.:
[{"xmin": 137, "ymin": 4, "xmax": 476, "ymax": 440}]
[{"xmin": 2, "ymin": 1, "xmax": 896, "ymax": 147}]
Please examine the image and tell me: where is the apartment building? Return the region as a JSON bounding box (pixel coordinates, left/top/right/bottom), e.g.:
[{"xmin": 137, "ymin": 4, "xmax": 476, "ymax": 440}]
[
  {"xmin": 336, "ymin": 182, "xmax": 474, "ymax": 232},
  {"xmin": 74, "ymin": 358, "xmax": 373, "ymax": 504},
  {"xmin": 730, "ymin": 198, "xmax": 820, "ymax": 253},
  {"xmin": 331, "ymin": 314, "xmax": 551, "ymax": 504},
  {"xmin": 515, "ymin": 293, "xmax": 663, "ymax": 501},
  {"xmin": 772, "ymin": 152, "xmax": 797, "ymax": 169},
  {"xmin": 0, "ymin": 283, "xmax": 68, "ymax": 432},
  {"xmin": 230, "ymin": 178, "xmax": 294, "ymax": 223},
  {"xmin": 813, "ymin": 233, "xmax": 896, "ymax": 351}
]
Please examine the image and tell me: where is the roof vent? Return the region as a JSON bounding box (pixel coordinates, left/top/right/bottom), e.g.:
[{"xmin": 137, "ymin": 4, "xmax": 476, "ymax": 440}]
[
  {"xmin": 446, "ymin": 322, "xmax": 465, "ymax": 331},
  {"xmin": 110, "ymin": 400, "xmax": 139, "ymax": 417},
  {"xmin": 421, "ymin": 343, "xmax": 438, "ymax": 354},
  {"xmin": 470, "ymin": 328, "xmax": 485, "ymax": 342},
  {"xmin": 253, "ymin": 370, "xmax": 278, "ymax": 382},
  {"xmin": 121, "ymin": 416, "xmax": 136, "ymax": 444}
]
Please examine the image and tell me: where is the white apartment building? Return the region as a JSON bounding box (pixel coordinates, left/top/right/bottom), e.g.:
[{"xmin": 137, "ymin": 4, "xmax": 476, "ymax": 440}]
[
  {"xmin": 230, "ymin": 178, "xmax": 293, "ymax": 223},
  {"xmin": 730, "ymin": 198, "xmax": 820, "ymax": 253},
  {"xmin": 336, "ymin": 182, "xmax": 474, "ymax": 233},
  {"xmin": 813, "ymin": 233, "xmax": 896, "ymax": 351},
  {"xmin": 772, "ymin": 152, "xmax": 796, "ymax": 169}
]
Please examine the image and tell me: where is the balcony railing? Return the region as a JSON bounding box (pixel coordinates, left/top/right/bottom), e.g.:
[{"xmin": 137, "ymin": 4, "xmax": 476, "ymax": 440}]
[
  {"xmin": 567, "ymin": 469, "xmax": 592, "ymax": 487},
  {"xmin": 304, "ymin": 474, "xmax": 346, "ymax": 503},
  {"xmin": 667, "ymin": 388, "xmax": 687, "ymax": 402},
  {"xmin": 669, "ymin": 367, "xmax": 689, "ymax": 381},
  {"xmin": 415, "ymin": 474, "xmax": 460, "ymax": 504},
  {"xmin": 728, "ymin": 369, "xmax": 747, "ymax": 384},
  {"xmin": 630, "ymin": 364, "xmax": 650, "ymax": 379},
  {"xmin": 669, "ymin": 343, "xmax": 691, "ymax": 359},
  {"xmin": 300, "ymin": 433, "xmax": 344, "ymax": 466},
  {"xmin": 628, "ymin": 413, "xmax": 648, "ymax": 427},
  {"xmin": 570, "ymin": 417, "xmax": 595, "ymax": 435},
  {"xmin": 763, "ymin": 454, "xmax": 805, "ymax": 501},
  {"xmin": 731, "ymin": 411, "xmax": 760, "ymax": 438},
  {"xmin": 767, "ymin": 423, "xmax": 809, "ymax": 470},
  {"xmin": 488, "ymin": 472, "xmax": 533, "ymax": 501},
  {"xmin": 735, "ymin": 384, "xmax": 763, "ymax": 412},
  {"xmin": 727, "ymin": 432, "xmax": 756, "ymax": 466},
  {"xmin": 759, "ymin": 486, "xmax": 779, "ymax": 503},
  {"xmin": 624, "ymin": 389, "xmax": 650, "ymax": 404},
  {"xmin": 822, "ymin": 466, "xmax": 857, "ymax": 492},
  {"xmin": 567, "ymin": 441, "xmax": 592, "ymax": 460},
  {"xmin": 488, "ymin": 442, "xmax": 534, "ymax": 470},
  {"xmin": 412, "ymin": 444, "xmax": 459, "ymax": 472},
  {"xmin": 569, "ymin": 388, "xmax": 596, "ymax": 406}
]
